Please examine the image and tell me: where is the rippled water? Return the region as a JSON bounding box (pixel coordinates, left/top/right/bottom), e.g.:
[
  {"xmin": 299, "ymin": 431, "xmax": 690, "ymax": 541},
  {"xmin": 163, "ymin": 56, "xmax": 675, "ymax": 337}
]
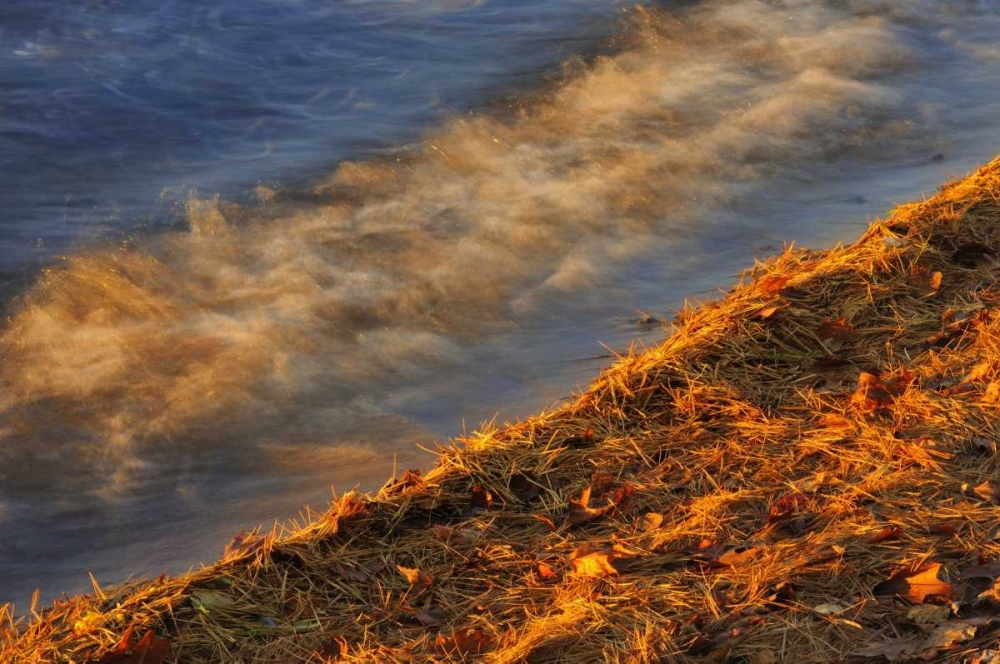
[{"xmin": 2, "ymin": 0, "xmax": 1000, "ymax": 609}]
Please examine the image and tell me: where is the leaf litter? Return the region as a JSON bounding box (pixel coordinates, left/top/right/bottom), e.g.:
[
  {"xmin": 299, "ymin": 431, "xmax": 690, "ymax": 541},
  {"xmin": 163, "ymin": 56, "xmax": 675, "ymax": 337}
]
[{"xmin": 7, "ymin": 162, "xmax": 1000, "ymax": 660}]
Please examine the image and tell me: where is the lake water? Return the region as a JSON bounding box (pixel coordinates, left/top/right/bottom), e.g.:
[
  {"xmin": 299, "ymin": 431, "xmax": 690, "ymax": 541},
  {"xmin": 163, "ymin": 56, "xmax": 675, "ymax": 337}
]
[{"xmin": 2, "ymin": 0, "xmax": 1000, "ymax": 609}]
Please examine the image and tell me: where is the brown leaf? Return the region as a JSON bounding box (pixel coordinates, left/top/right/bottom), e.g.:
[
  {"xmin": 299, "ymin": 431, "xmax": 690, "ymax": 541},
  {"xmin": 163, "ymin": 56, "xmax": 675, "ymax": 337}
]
[
  {"xmin": 812, "ymin": 354, "xmax": 850, "ymax": 370},
  {"xmin": 851, "ymin": 371, "xmax": 910, "ymax": 412},
  {"xmin": 930, "ymin": 270, "xmax": 943, "ymax": 292},
  {"xmin": 566, "ymin": 481, "xmax": 631, "ymax": 526},
  {"xmin": 411, "ymin": 608, "xmax": 447, "ymax": 628},
  {"xmin": 818, "ymin": 318, "xmax": 854, "ymax": 341},
  {"xmin": 715, "ymin": 546, "xmax": 763, "ymax": 567},
  {"xmin": 532, "ymin": 513, "xmax": 557, "ymax": 531},
  {"xmin": 818, "ymin": 413, "xmax": 852, "ymax": 429},
  {"xmin": 567, "ymin": 486, "xmax": 611, "ymax": 525},
  {"xmin": 536, "ymin": 561, "xmax": 559, "ymax": 581},
  {"xmin": 758, "ymin": 274, "xmax": 791, "ymax": 296},
  {"xmin": 906, "ymin": 604, "xmax": 951, "ymax": 625},
  {"xmin": 317, "ymin": 636, "xmax": 349, "ymax": 661},
  {"xmin": 953, "ymin": 241, "xmax": 995, "ymax": 267},
  {"xmin": 638, "ymin": 512, "xmax": 664, "ymax": 532},
  {"xmin": 923, "ymin": 621, "xmax": 978, "ymax": 650},
  {"xmin": 98, "ymin": 629, "xmax": 171, "ymax": 664},
  {"xmin": 758, "ymin": 304, "xmax": 784, "ymax": 320},
  {"xmin": 767, "ymin": 493, "xmax": 808, "ymax": 525},
  {"xmin": 432, "ymin": 524, "xmax": 453, "ymax": 540},
  {"xmin": 509, "ymin": 472, "xmax": 541, "ymax": 502},
  {"xmin": 564, "ymin": 427, "xmax": 595, "ymax": 447},
  {"xmin": 973, "ymin": 480, "xmax": 1000, "ymax": 504},
  {"xmin": 569, "ymin": 542, "xmax": 628, "ymax": 578},
  {"xmin": 873, "ymin": 562, "xmax": 952, "ymax": 604},
  {"xmin": 223, "ymin": 529, "xmax": 264, "ymax": 559},
  {"xmin": 471, "ymin": 484, "xmax": 493, "ymax": 510},
  {"xmin": 434, "ymin": 628, "xmax": 495, "ymax": 657},
  {"xmin": 866, "ymin": 525, "xmax": 903, "ymax": 544},
  {"xmin": 396, "ymin": 565, "xmax": 433, "ymax": 591}
]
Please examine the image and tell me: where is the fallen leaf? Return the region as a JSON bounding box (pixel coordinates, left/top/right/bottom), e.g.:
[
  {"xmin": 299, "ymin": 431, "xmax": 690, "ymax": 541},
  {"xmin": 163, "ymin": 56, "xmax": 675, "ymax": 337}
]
[
  {"xmin": 813, "ymin": 354, "xmax": 850, "ymax": 370},
  {"xmin": 536, "ymin": 561, "xmax": 559, "ymax": 581},
  {"xmin": 971, "ymin": 435, "xmax": 998, "ymax": 455},
  {"xmin": 953, "ymin": 241, "xmax": 995, "ymax": 267},
  {"xmin": 564, "ymin": 427, "xmax": 595, "ymax": 447},
  {"xmin": 471, "ymin": 484, "xmax": 493, "ymax": 510},
  {"xmin": 434, "ymin": 628, "xmax": 495, "ymax": 657},
  {"xmin": 223, "ymin": 529, "xmax": 264, "ymax": 559},
  {"xmin": 923, "ymin": 621, "xmax": 978, "ymax": 650},
  {"xmin": 98, "ymin": 629, "xmax": 171, "ymax": 664},
  {"xmin": 700, "ymin": 546, "xmax": 764, "ymax": 568},
  {"xmin": 813, "ymin": 603, "xmax": 849, "ymax": 616},
  {"xmin": 767, "ymin": 493, "xmax": 808, "ymax": 525},
  {"xmin": 818, "ymin": 413, "xmax": 852, "ymax": 429},
  {"xmin": 758, "ymin": 274, "xmax": 791, "ymax": 296},
  {"xmin": 969, "ymin": 649, "xmax": 1000, "ymax": 664},
  {"xmin": 509, "ymin": 472, "xmax": 542, "ymax": 502},
  {"xmin": 316, "ymin": 636, "xmax": 348, "ymax": 661},
  {"xmin": 906, "ymin": 604, "xmax": 951, "ymax": 625},
  {"xmin": 866, "ymin": 525, "xmax": 903, "ymax": 544},
  {"xmin": 567, "ymin": 486, "xmax": 612, "ymax": 525},
  {"xmin": 976, "ymin": 578, "xmax": 1000, "ymax": 605},
  {"xmin": 73, "ymin": 610, "xmax": 104, "ymax": 637},
  {"xmin": 973, "ymin": 480, "xmax": 1000, "ymax": 504},
  {"xmin": 566, "ymin": 481, "xmax": 632, "ymax": 526},
  {"xmin": 873, "ymin": 562, "xmax": 952, "ymax": 604},
  {"xmin": 818, "ymin": 318, "xmax": 854, "ymax": 341},
  {"xmin": 758, "ymin": 304, "xmax": 783, "ymax": 320},
  {"xmin": 851, "ymin": 637, "xmax": 924, "ymax": 662},
  {"xmin": 432, "ymin": 525, "xmax": 453, "ymax": 540},
  {"xmin": 569, "ymin": 542, "xmax": 629, "ymax": 578},
  {"xmin": 190, "ymin": 590, "xmax": 237, "ymax": 614},
  {"xmin": 930, "ymin": 271, "xmax": 943, "ymax": 291},
  {"xmin": 532, "ymin": 513, "xmax": 557, "ymax": 531},
  {"xmin": 396, "ymin": 565, "xmax": 433, "ymax": 591},
  {"xmin": 851, "ymin": 370, "xmax": 911, "ymax": 413},
  {"xmin": 411, "ymin": 608, "xmax": 447, "ymax": 628},
  {"xmin": 638, "ymin": 512, "xmax": 664, "ymax": 532}
]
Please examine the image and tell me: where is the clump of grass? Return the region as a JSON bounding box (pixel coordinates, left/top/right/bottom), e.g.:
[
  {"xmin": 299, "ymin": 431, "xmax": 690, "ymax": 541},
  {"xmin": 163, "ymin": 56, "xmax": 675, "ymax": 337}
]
[{"xmin": 6, "ymin": 158, "xmax": 1000, "ymax": 662}]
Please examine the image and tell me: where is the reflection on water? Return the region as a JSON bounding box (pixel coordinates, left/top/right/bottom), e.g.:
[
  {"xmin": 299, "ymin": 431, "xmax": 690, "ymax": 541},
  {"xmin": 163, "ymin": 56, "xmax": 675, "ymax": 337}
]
[{"xmin": 2, "ymin": 0, "xmax": 1000, "ymax": 609}]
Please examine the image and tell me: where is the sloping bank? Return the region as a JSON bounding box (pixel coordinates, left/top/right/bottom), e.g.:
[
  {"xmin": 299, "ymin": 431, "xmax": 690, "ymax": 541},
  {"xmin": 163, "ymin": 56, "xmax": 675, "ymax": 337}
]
[{"xmin": 6, "ymin": 158, "xmax": 1000, "ymax": 662}]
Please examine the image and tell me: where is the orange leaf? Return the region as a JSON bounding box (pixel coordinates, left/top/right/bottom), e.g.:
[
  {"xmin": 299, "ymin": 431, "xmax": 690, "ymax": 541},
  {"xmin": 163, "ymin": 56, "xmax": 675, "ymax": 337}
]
[
  {"xmin": 98, "ymin": 629, "xmax": 171, "ymax": 664},
  {"xmin": 818, "ymin": 318, "xmax": 854, "ymax": 341},
  {"xmin": 873, "ymin": 562, "xmax": 952, "ymax": 604},
  {"xmin": 866, "ymin": 525, "xmax": 903, "ymax": 544},
  {"xmin": 471, "ymin": 484, "xmax": 493, "ymax": 510},
  {"xmin": 569, "ymin": 542, "xmax": 626, "ymax": 578},
  {"xmin": 317, "ymin": 636, "xmax": 349, "ymax": 661},
  {"xmin": 715, "ymin": 546, "xmax": 763, "ymax": 567},
  {"xmin": 973, "ymin": 480, "xmax": 1000, "ymax": 504},
  {"xmin": 930, "ymin": 271, "xmax": 943, "ymax": 291},
  {"xmin": 396, "ymin": 565, "xmax": 433, "ymax": 591},
  {"xmin": 758, "ymin": 274, "xmax": 791, "ymax": 296},
  {"xmin": 537, "ymin": 561, "xmax": 559, "ymax": 581},
  {"xmin": 758, "ymin": 305, "xmax": 783, "ymax": 320},
  {"xmin": 434, "ymin": 628, "xmax": 495, "ymax": 657},
  {"xmin": 566, "ymin": 485, "xmax": 617, "ymax": 526},
  {"xmin": 767, "ymin": 493, "xmax": 808, "ymax": 525}
]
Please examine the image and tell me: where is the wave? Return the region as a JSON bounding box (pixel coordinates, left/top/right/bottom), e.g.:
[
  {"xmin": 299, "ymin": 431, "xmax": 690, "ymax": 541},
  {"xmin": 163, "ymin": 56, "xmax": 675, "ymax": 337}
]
[{"xmin": 0, "ymin": 0, "xmax": 990, "ymax": 487}]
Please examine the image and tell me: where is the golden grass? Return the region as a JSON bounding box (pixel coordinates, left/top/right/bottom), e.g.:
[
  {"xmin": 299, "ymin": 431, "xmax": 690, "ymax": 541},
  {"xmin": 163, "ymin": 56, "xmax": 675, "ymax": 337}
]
[{"xmin": 7, "ymin": 157, "xmax": 1000, "ymax": 662}]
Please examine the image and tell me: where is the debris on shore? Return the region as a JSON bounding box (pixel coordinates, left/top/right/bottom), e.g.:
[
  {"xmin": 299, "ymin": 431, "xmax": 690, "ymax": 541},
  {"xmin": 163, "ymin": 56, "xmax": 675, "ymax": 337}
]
[{"xmin": 5, "ymin": 158, "xmax": 1000, "ymax": 662}]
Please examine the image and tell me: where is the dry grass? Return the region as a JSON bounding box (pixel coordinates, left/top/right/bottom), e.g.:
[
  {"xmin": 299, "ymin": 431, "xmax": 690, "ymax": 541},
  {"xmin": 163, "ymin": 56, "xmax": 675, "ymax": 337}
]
[{"xmin": 6, "ymin": 157, "xmax": 1000, "ymax": 662}]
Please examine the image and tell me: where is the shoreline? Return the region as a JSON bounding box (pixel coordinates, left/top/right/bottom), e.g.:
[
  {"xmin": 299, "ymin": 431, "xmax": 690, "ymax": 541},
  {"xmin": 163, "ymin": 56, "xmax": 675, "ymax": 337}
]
[{"xmin": 6, "ymin": 157, "xmax": 1000, "ymax": 661}]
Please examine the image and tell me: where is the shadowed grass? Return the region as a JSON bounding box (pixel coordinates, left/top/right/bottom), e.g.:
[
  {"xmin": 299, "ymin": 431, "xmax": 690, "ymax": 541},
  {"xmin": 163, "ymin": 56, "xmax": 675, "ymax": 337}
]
[{"xmin": 6, "ymin": 157, "xmax": 1000, "ymax": 661}]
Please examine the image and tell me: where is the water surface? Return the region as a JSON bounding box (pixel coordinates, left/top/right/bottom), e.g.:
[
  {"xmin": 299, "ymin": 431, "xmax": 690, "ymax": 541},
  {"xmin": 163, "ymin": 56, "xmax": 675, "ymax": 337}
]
[{"xmin": 2, "ymin": 0, "xmax": 1000, "ymax": 608}]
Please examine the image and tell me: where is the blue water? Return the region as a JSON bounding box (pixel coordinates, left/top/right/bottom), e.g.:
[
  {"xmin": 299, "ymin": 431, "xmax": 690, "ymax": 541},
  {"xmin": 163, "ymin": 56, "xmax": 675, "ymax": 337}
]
[
  {"xmin": 2, "ymin": 0, "xmax": 1000, "ymax": 612},
  {"xmin": 0, "ymin": 0, "xmax": 624, "ymax": 273}
]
